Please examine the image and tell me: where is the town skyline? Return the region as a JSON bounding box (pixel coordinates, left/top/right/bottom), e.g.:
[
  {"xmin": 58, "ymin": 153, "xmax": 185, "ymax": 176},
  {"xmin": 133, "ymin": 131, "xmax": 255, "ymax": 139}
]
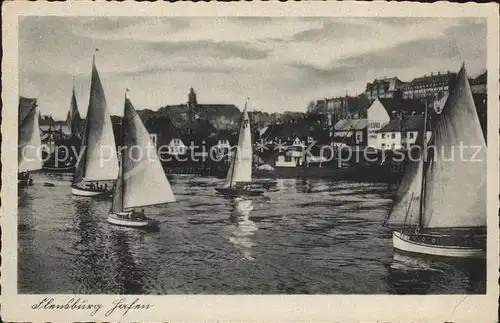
[{"xmin": 20, "ymin": 16, "xmax": 486, "ymax": 120}]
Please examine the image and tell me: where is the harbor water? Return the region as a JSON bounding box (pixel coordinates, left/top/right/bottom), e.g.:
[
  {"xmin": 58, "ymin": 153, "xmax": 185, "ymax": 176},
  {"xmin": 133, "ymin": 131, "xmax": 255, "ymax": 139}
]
[{"xmin": 18, "ymin": 173, "xmax": 486, "ymax": 294}]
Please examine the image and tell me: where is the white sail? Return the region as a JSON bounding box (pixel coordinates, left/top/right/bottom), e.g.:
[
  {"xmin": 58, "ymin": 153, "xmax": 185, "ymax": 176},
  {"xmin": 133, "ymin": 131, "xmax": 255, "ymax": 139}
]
[
  {"xmin": 222, "ymin": 152, "xmax": 237, "ymax": 188},
  {"xmin": 74, "ymin": 56, "xmax": 118, "ymax": 183},
  {"xmin": 18, "ymin": 97, "xmax": 43, "ymax": 172},
  {"xmin": 386, "ymin": 156, "xmax": 424, "ymax": 227},
  {"xmin": 422, "ymin": 64, "xmax": 486, "ymax": 229},
  {"xmin": 225, "ymin": 104, "xmax": 252, "ymax": 186},
  {"xmin": 121, "ymin": 97, "xmax": 176, "ymax": 209},
  {"xmin": 385, "ymin": 119, "xmax": 427, "ymax": 227}
]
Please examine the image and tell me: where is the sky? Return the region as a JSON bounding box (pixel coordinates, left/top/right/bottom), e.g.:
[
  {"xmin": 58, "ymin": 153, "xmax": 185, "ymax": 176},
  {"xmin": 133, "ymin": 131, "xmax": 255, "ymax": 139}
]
[{"xmin": 19, "ymin": 17, "xmax": 486, "ymax": 119}]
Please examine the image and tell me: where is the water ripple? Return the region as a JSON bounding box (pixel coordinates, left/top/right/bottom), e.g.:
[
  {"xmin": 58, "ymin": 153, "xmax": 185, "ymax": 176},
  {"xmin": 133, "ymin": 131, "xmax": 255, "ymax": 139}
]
[{"xmin": 17, "ymin": 173, "xmax": 486, "ymax": 294}]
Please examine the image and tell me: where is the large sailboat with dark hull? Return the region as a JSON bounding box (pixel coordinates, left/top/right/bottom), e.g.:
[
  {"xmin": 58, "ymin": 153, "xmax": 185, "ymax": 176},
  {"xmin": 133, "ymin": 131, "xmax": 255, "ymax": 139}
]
[
  {"xmin": 386, "ymin": 64, "xmax": 486, "ymax": 259},
  {"xmin": 71, "ymin": 53, "xmax": 118, "ymax": 196},
  {"xmin": 18, "ymin": 96, "xmax": 43, "ymax": 187}
]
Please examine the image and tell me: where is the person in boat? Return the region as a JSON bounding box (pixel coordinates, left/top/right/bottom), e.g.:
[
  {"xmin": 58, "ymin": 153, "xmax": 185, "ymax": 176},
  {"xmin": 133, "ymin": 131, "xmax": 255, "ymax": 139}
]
[{"xmin": 104, "ymin": 183, "xmax": 108, "ymax": 192}]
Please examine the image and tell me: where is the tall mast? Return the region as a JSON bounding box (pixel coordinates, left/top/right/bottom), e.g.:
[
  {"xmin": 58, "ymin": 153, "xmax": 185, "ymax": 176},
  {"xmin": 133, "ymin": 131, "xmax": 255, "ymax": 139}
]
[
  {"xmin": 231, "ymin": 100, "xmax": 248, "ymax": 187},
  {"xmin": 120, "ymin": 89, "xmax": 128, "ymax": 208},
  {"xmin": 417, "ymin": 98, "xmax": 429, "ymax": 231},
  {"xmin": 228, "ymin": 153, "xmax": 236, "ymax": 188}
]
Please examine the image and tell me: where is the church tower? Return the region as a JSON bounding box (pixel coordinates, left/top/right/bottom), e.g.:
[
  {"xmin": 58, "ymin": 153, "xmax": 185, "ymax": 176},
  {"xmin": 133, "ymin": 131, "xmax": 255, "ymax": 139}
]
[
  {"xmin": 187, "ymin": 87, "xmax": 198, "ymax": 122},
  {"xmin": 188, "ymin": 87, "xmax": 197, "ymax": 108}
]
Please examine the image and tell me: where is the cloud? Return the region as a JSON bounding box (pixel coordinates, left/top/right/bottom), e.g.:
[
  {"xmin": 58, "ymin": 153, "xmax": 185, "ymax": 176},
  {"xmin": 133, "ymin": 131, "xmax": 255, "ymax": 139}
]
[
  {"xmin": 147, "ymin": 40, "xmax": 270, "ymax": 61},
  {"xmin": 19, "ymin": 17, "xmax": 487, "ymax": 119}
]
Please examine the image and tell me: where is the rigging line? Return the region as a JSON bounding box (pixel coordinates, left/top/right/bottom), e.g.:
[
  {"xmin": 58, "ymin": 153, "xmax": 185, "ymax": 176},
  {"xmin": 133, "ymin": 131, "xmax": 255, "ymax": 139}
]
[{"xmin": 18, "ymin": 103, "xmax": 38, "ymax": 129}]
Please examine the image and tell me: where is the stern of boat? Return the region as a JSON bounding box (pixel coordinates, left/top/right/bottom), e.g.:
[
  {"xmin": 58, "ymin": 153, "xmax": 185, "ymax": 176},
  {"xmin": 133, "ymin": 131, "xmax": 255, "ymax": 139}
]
[
  {"xmin": 107, "ymin": 212, "xmax": 160, "ymax": 231},
  {"xmin": 393, "ymin": 231, "xmax": 485, "ymax": 259}
]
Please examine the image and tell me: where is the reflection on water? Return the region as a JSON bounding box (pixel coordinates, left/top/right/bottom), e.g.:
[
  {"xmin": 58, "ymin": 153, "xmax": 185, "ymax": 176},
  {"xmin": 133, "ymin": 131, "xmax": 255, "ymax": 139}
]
[
  {"xmin": 18, "ymin": 173, "xmax": 486, "ymax": 294},
  {"xmin": 229, "ymin": 198, "xmax": 257, "ymax": 261},
  {"xmin": 387, "ymin": 252, "xmax": 486, "ymax": 294}
]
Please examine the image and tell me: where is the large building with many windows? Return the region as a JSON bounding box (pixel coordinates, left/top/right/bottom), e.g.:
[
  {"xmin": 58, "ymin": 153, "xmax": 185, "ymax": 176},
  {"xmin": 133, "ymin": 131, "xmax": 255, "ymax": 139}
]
[
  {"xmin": 364, "ymin": 77, "xmax": 404, "ymax": 101},
  {"xmin": 402, "ymin": 71, "xmax": 457, "ymax": 100},
  {"xmin": 376, "ymin": 115, "xmax": 432, "ymax": 151}
]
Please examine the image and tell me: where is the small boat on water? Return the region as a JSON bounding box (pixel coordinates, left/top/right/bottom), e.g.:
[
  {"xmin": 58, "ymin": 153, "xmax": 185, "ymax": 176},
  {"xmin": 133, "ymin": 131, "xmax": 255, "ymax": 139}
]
[
  {"xmin": 215, "ymin": 100, "xmax": 264, "ymax": 197},
  {"xmin": 18, "ymin": 96, "xmax": 43, "ymax": 187},
  {"xmin": 71, "ymin": 52, "xmax": 118, "ymax": 197},
  {"xmin": 385, "ymin": 64, "xmax": 486, "ymax": 259},
  {"xmin": 108, "ymin": 92, "xmax": 177, "ymax": 230}
]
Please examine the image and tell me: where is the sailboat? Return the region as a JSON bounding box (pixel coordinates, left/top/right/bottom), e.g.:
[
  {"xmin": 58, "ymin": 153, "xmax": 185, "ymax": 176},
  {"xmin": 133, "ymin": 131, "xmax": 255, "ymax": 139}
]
[
  {"xmin": 107, "ymin": 92, "xmax": 176, "ymax": 229},
  {"xmin": 42, "ymin": 85, "xmax": 81, "ymax": 173},
  {"xmin": 67, "ymin": 80, "xmax": 83, "ymax": 139},
  {"xmin": 71, "ymin": 53, "xmax": 118, "ymax": 196},
  {"xmin": 386, "ymin": 64, "xmax": 486, "ymax": 259},
  {"xmin": 215, "ymin": 100, "xmax": 264, "ymax": 197},
  {"xmin": 18, "ymin": 96, "xmax": 43, "ymax": 187}
]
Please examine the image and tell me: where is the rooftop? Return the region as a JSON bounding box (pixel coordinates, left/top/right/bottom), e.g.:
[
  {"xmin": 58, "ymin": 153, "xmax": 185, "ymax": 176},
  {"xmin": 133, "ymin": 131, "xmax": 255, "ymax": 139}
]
[
  {"xmin": 365, "ymin": 77, "xmax": 404, "ymax": 92},
  {"xmin": 377, "ymin": 98, "xmax": 426, "ymax": 117},
  {"xmin": 261, "ymin": 121, "xmax": 311, "ymax": 142},
  {"xmin": 377, "ymin": 114, "xmax": 425, "ymax": 133},
  {"xmin": 403, "ymin": 72, "xmax": 457, "ymax": 88},
  {"xmin": 334, "ymin": 118, "xmax": 367, "ymax": 131}
]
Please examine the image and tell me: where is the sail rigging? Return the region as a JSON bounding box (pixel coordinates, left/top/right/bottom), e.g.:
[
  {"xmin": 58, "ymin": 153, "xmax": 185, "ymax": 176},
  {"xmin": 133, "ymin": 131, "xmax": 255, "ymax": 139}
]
[
  {"xmin": 223, "ymin": 151, "xmax": 237, "ymax": 188},
  {"xmin": 112, "ymin": 150, "xmax": 125, "ymax": 213},
  {"xmin": 384, "ymin": 130, "xmax": 425, "ymax": 227},
  {"xmin": 421, "ymin": 64, "xmax": 486, "ymax": 229},
  {"xmin": 73, "ymin": 55, "xmax": 118, "ymax": 183},
  {"xmin": 223, "ymin": 103, "xmax": 253, "ymax": 187},
  {"xmin": 113, "ymin": 96, "xmax": 176, "ymax": 210},
  {"xmin": 18, "ymin": 96, "xmax": 42, "ymax": 172},
  {"xmin": 385, "ymin": 64, "xmax": 486, "ymax": 231},
  {"xmin": 66, "ymin": 84, "xmax": 82, "ymax": 137}
]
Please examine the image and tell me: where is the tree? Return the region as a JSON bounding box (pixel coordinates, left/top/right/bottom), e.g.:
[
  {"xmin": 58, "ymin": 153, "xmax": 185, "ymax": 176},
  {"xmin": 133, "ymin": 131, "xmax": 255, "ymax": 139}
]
[{"xmin": 306, "ymin": 101, "xmax": 316, "ymax": 113}]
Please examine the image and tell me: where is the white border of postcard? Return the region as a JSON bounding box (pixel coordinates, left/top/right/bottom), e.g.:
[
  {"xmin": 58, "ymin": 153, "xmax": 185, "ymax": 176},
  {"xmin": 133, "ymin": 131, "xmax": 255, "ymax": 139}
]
[{"xmin": 2, "ymin": 2, "xmax": 499, "ymax": 322}]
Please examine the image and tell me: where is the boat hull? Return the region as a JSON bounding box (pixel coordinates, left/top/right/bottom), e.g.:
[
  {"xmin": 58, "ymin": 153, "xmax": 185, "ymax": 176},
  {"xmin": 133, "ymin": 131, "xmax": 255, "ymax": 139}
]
[
  {"xmin": 107, "ymin": 212, "xmax": 159, "ymax": 229},
  {"xmin": 393, "ymin": 231, "xmax": 485, "ymax": 259},
  {"xmin": 71, "ymin": 184, "xmax": 110, "ymax": 197},
  {"xmin": 41, "ymin": 165, "xmax": 75, "ymax": 173},
  {"xmin": 215, "ymin": 187, "xmax": 264, "ymax": 197}
]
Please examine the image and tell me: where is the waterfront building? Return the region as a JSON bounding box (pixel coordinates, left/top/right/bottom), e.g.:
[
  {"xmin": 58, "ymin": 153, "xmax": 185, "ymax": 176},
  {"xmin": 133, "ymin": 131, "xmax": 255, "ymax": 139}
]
[
  {"xmin": 260, "ymin": 120, "xmax": 312, "ymax": 146},
  {"xmin": 39, "ymin": 115, "xmax": 71, "ymax": 139},
  {"xmin": 145, "ymin": 116, "xmax": 187, "ymax": 157},
  {"xmin": 39, "ymin": 115, "xmax": 73, "ymax": 156},
  {"xmin": 275, "ymin": 138, "xmax": 306, "ymax": 167},
  {"xmin": 375, "ymin": 115, "xmax": 432, "ymax": 150},
  {"xmin": 333, "ymin": 119, "xmax": 367, "ymax": 146},
  {"xmin": 214, "ymin": 130, "xmax": 237, "ymax": 162},
  {"xmin": 260, "ymin": 120, "xmax": 316, "ymax": 168},
  {"xmin": 367, "ymin": 98, "xmax": 391, "ymax": 147},
  {"xmin": 366, "ymin": 98, "xmax": 426, "ymax": 148},
  {"xmin": 402, "ymin": 71, "xmax": 457, "ymax": 100},
  {"xmin": 364, "ymin": 77, "xmax": 405, "ymax": 101}
]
